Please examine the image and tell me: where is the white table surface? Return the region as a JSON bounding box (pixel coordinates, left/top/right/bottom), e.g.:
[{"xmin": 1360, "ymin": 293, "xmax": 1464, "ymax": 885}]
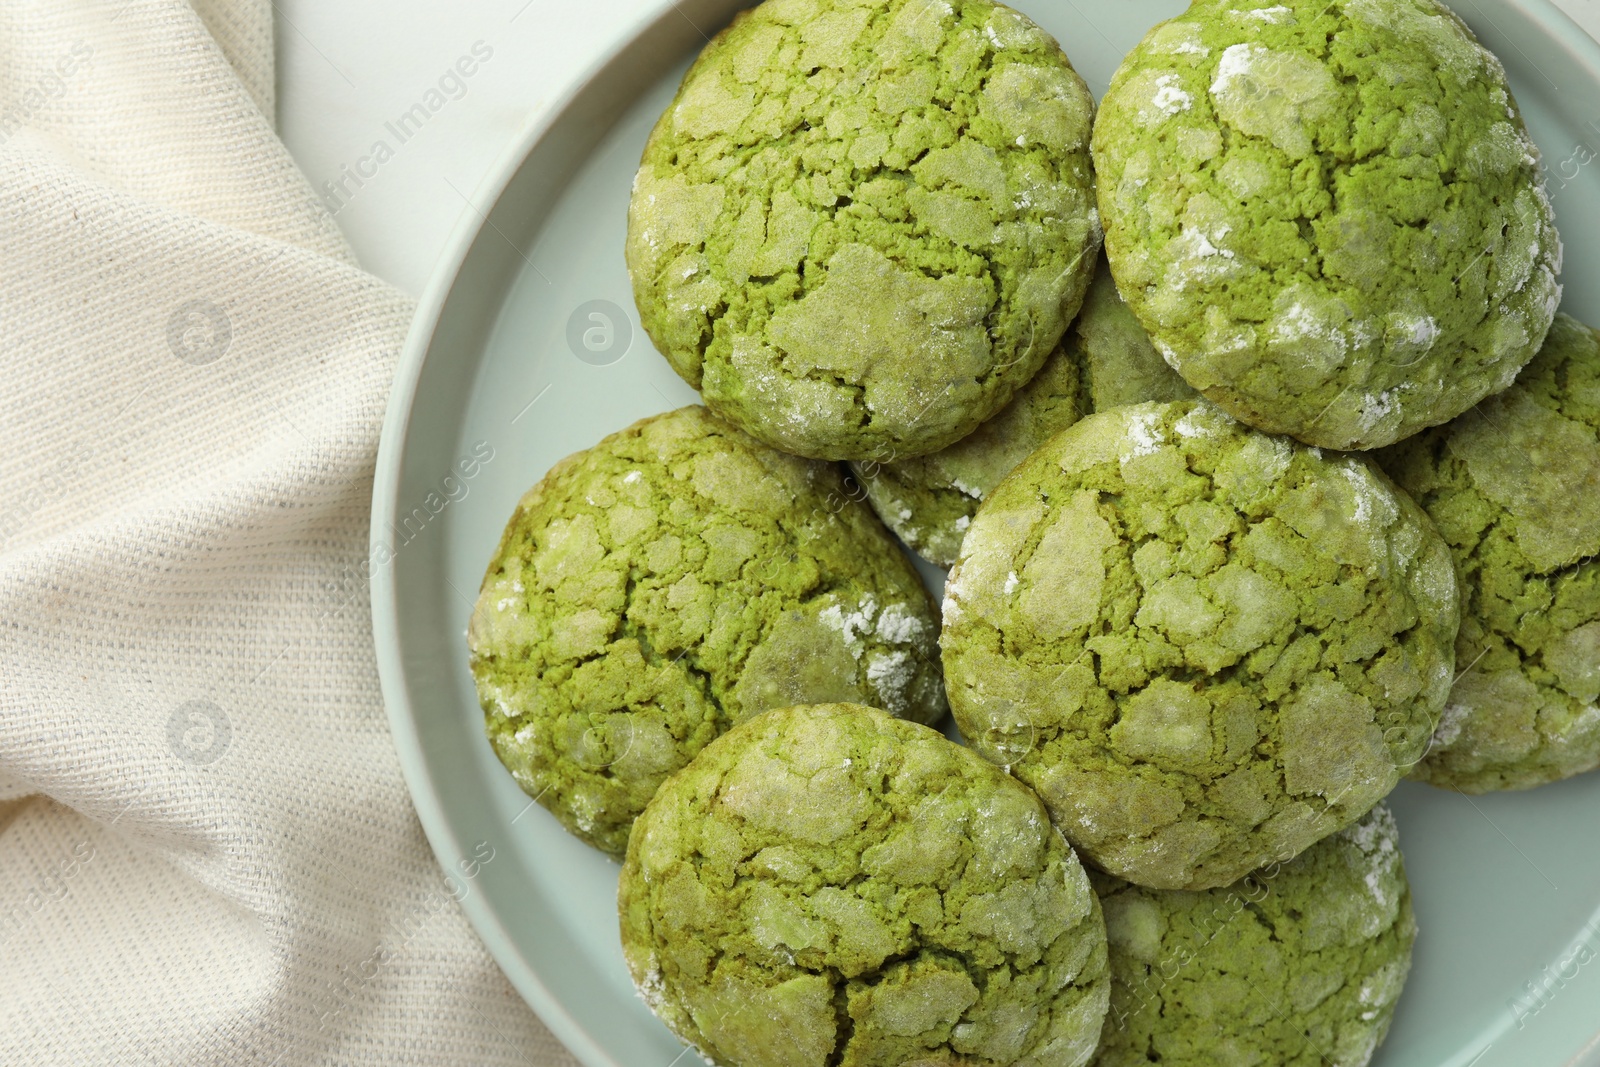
[{"xmin": 275, "ymin": 0, "xmax": 1600, "ymax": 299}]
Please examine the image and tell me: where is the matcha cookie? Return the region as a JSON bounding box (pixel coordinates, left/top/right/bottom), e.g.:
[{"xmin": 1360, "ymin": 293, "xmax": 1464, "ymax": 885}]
[
  {"xmin": 1379, "ymin": 314, "xmax": 1600, "ymax": 792},
  {"xmin": 1075, "ymin": 257, "xmax": 1198, "ymax": 414},
  {"xmin": 942, "ymin": 400, "xmax": 1459, "ymax": 889},
  {"xmin": 1093, "ymin": 0, "xmax": 1562, "ymax": 450},
  {"xmin": 619, "ymin": 703, "xmax": 1110, "ymax": 1067},
  {"xmin": 469, "ymin": 407, "xmax": 945, "ymax": 857},
  {"xmin": 1092, "ymin": 804, "xmax": 1415, "ymax": 1067},
  {"xmin": 627, "ymin": 0, "xmax": 1100, "ymax": 461},
  {"xmin": 853, "ymin": 258, "xmax": 1194, "ymax": 567}
]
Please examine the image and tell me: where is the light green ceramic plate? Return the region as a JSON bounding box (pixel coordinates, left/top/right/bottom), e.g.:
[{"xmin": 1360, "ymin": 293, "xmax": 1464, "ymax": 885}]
[{"xmin": 371, "ymin": 2, "xmax": 1600, "ymax": 1063}]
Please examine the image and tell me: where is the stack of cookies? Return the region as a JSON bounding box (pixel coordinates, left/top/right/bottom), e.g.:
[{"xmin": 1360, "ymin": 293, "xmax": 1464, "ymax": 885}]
[{"xmin": 468, "ymin": 1, "xmax": 1596, "ymax": 1064}]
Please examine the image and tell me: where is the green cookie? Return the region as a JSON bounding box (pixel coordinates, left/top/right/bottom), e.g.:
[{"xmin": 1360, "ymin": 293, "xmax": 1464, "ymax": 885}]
[
  {"xmin": 619, "ymin": 703, "xmax": 1111, "ymax": 1067},
  {"xmin": 941, "ymin": 400, "xmax": 1459, "ymax": 890},
  {"xmin": 1092, "ymin": 804, "xmax": 1415, "ymax": 1067},
  {"xmin": 1093, "ymin": 0, "xmax": 1562, "ymax": 450},
  {"xmin": 1075, "ymin": 256, "xmax": 1198, "ymax": 414},
  {"xmin": 468, "ymin": 407, "xmax": 945, "ymax": 857},
  {"xmin": 1379, "ymin": 314, "xmax": 1600, "ymax": 792},
  {"xmin": 853, "ymin": 257, "xmax": 1194, "ymax": 567},
  {"xmin": 626, "ymin": 0, "xmax": 1100, "ymax": 461}
]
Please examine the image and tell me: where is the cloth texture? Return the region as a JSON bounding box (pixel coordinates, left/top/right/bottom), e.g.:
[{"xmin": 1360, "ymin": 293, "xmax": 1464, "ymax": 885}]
[
  {"xmin": 7, "ymin": 2, "xmax": 1588, "ymax": 1065},
  {"xmin": 0, "ymin": 1, "xmax": 579, "ymax": 1063}
]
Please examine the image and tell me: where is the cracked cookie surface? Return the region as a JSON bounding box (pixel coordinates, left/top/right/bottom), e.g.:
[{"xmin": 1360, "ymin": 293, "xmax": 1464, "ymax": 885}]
[
  {"xmin": 1379, "ymin": 313, "xmax": 1600, "ymax": 791},
  {"xmin": 853, "ymin": 257, "xmax": 1194, "ymax": 567},
  {"xmin": 1091, "ymin": 804, "xmax": 1414, "ymax": 1067},
  {"xmin": 619, "ymin": 703, "xmax": 1110, "ymax": 1067},
  {"xmin": 1092, "ymin": 0, "xmax": 1561, "ymax": 450},
  {"xmin": 627, "ymin": 0, "xmax": 1100, "ymax": 461},
  {"xmin": 941, "ymin": 400, "xmax": 1458, "ymax": 889},
  {"xmin": 468, "ymin": 407, "xmax": 945, "ymax": 857}
]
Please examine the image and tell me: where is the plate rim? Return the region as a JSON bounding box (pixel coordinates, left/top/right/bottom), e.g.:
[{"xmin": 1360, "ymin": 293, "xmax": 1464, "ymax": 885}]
[
  {"xmin": 368, "ymin": 1, "xmax": 735, "ymax": 1063},
  {"xmin": 370, "ymin": 2, "xmax": 1600, "ymax": 1064}
]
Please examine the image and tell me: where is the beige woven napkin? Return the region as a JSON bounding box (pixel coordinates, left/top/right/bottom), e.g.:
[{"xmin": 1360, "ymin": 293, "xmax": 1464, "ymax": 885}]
[{"xmin": 0, "ymin": 1, "xmax": 578, "ymax": 1062}]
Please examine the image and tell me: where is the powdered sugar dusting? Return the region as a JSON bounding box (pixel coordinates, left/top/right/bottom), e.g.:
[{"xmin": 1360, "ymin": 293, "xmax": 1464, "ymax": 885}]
[
  {"xmin": 1554, "ymin": 703, "xmax": 1600, "ymax": 743},
  {"xmin": 1341, "ymin": 803, "xmax": 1403, "ymax": 914},
  {"xmin": 875, "ymin": 602, "xmax": 925, "ymax": 643},
  {"xmin": 1152, "ymin": 74, "xmax": 1193, "ymax": 115},
  {"xmin": 1358, "ymin": 390, "xmax": 1399, "ymax": 433},
  {"xmin": 1432, "ymin": 701, "xmax": 1471, "ymax": 749},
  {"xmin": 866, "ymin": 649, "xmax": 915, "ymax": 712},
  {"xmin": 1275, "ymin": 303, "xmax": 1344, "ymax": 349},
  {"xmin": 1357, "ymin": 958, "xmax": 1409, "ymax": 1012},
  {"xmin": 1343, "ymin": 802, "xmax": 1398, "ymax": 855},
  {"xmin": 1270, "ymin": 295, "xmax": 1350, "ymax": 372},
  {"xmin": 819, "ymin": 594, "xmax": 878, "ymax": 658},
  {"xmin": 1387, "ymin": 312, "xmax": 1439, "ymax": 357},
  {"xmin": 1174, "ymin": 407, "xmax": 1228, "ymax": 439},
  {"xmin": 1187, "ymin": 227, "xmax": 1229, "ymax": 259},
  {"xmin": 1149, "ymin": 21, "xmax": 1210, "ymax": 57},
  {"xmin": 1338, "ymin": 461, "xmax": 1399, "ymax": 529},
  {"xmin": 1211, "ymin": 42, "xmax": 1258, "ymax": 99},
  {"xmin": 1165, "ymin": 225, "xmax": 1242, "ymax": 291},
  {"xmin": 633, "ymin": 960, "xmax": 668, "ymax": 1013},
  {"xmin": 941, "ymin": 586, "xmax": 963, "ymax": 622},
  {"xmin": 817, "ymin": 597, "xmax": 930, "ymax": 674},
  {"xmin": 1240, "ymin": 4, "xmax": 1291, "ymax": 21},
  {"xmin": 1121, "ymin": 408, "xmax": 1167, "ymax": 460}
]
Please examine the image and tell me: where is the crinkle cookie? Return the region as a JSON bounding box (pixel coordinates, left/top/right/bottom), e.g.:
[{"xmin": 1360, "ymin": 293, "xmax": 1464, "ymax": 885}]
[
  {"xmin": 1092, "ymin": 0, "xmax": 1562, "ymax": 450},
  {"xmin": 468, "ymin": 407, "xmax": 945, "ymax": 857},
  {"xmin": 1075, "ymin": 256, "xmax": 1197, "ymax": 414},
  {"xmin": 627, "ymin": 0, "xmax": 1100, "ymax": 461},
  {"xmin": 941, "ymin": 401, "xmax": 1459, "ymax": 890},
  {"xmin": 852, "ymin": 258, "xmax": 1194, "ymax": 567},
  {"xmin": 619, "ymin": 703, "xmax": 1110, "ymax": 1067},
  {"xmin": 848, "ymin": 325, "xmax": 1083, "ymax": 571},
  {"xmin": 1092, "ymin": 804, "xmax": 1415, "ymax": 1067},
  {"xmin": 1378, "ymin": 313, "xmax": 1600, "ymax": 792}
]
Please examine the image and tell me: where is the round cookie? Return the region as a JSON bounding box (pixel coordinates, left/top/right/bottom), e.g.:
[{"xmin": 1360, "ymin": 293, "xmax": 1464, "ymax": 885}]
[
  {"xmin": 626, "ymin": 0, "xmax": 1101, "ymax": 461},
  {"xmin": 619, "ymin": 703, "xmax": 1111, "ymax": 1067},
  {"xmin": 1092, "ymin": 804, "xmax": 1415, "ymax": 1067},
  {"xmin": 849, "ymin": 325, "xmax": 1084, "ymax": 570},
  {"xmin": 469, "ymin": 407, "xmax": 945, "ymax": 857},
  {"xmin": 1075, "ymin": 257, "xmax": 1198, "ymax": 415},
  {"xmin": 1378, "ymin": 313, "xmax": 1600, "ymax": 792},
  {"xmin": 1092, "ymin": 0, "xmax": 1562, "ymax": 450},
  {"xmin": 853, "ymin": 258, "xmax": 1194, "ymax": 567},
  {"xmin": 941, "ymin": 400, "xmax": 1459, "ymax": 890}
]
